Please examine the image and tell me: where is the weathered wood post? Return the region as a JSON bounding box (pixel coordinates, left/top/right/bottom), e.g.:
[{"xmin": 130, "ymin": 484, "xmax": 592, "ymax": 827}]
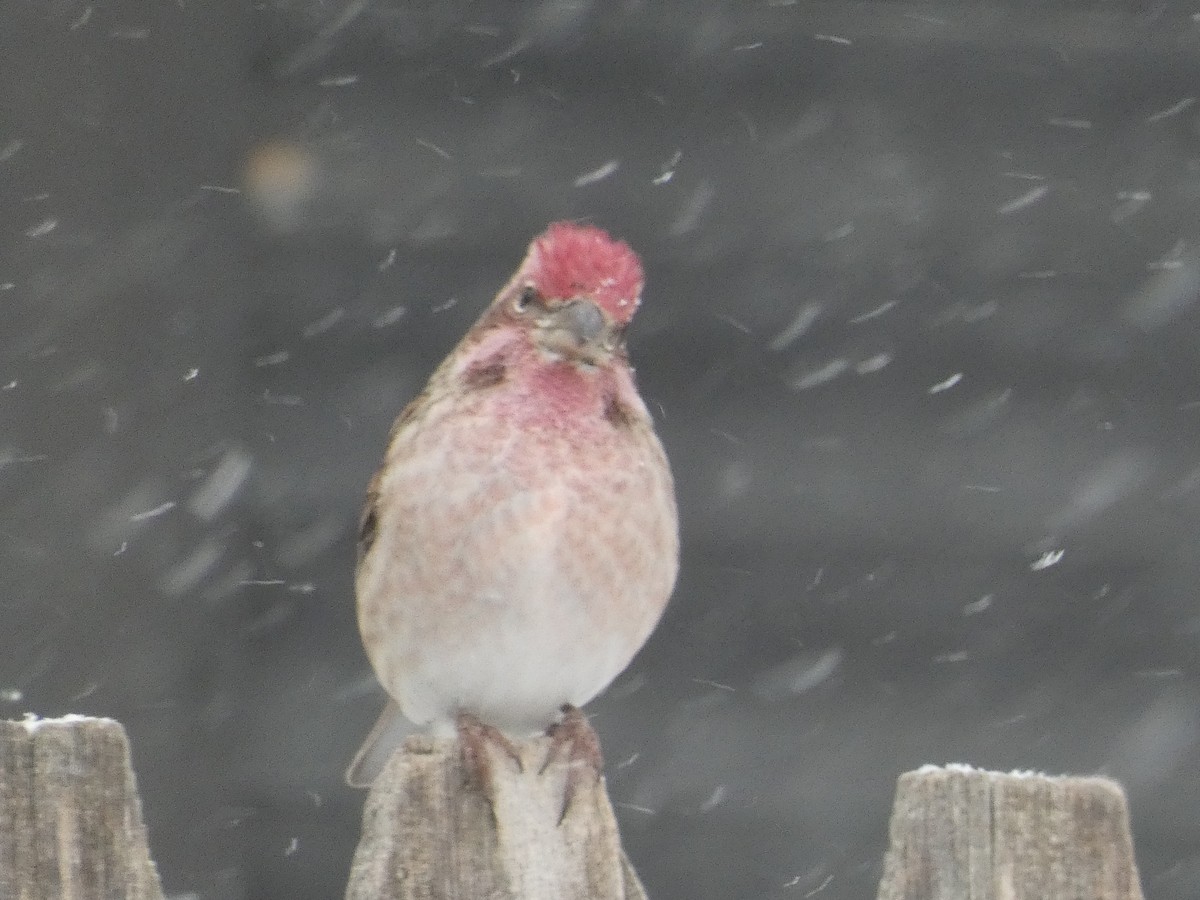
[
  {"xmin": 0, "ymin": 715, "xmax": 164, "ymax": 900},
  {"xmin": 876, "ymin": 764, "xmax": 1144, "ymax": 900},
  {"xmin": 345, "ymin": 735, "xmax": 647, "ymax": 900}
]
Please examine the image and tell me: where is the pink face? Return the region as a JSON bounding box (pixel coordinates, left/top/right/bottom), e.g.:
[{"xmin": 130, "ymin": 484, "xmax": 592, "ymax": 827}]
[{"xmin": 522, "ymin": 222, "xmax": 645, "ymax": 325}]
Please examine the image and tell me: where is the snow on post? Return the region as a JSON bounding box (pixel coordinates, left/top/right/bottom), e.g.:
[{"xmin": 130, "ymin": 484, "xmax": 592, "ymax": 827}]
[
  {"xmin": 876, "ymin": 764, "xmax": 1144, "ymax": 900},
  {"xmin": 344, "ymin": 736, "xmax": 647, "ymax": 900},
  {"xmin": 0, "ymin": 716, "xmax": 164, "ymax": 900}
]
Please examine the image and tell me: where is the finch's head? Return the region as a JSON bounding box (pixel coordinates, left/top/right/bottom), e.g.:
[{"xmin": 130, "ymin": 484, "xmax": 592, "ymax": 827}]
[
  {"xmin": 521, "ymin": 222, "xmax": 644, "ymax": 325},
  {"xmin": 500, "ymin": 222, "xmax": 644, "ymax": 364}
]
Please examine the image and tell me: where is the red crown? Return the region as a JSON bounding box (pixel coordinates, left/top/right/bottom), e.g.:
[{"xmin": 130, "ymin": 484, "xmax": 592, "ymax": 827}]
[{"xmin": 526, "ymin": 222, "xmax": 644, "ymax": 324}]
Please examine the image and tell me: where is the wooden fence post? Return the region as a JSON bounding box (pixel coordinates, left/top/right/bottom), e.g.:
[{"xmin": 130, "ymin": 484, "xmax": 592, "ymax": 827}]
[
  {"xmin": 345, "ymin": 735, "xmax": 647, "ymax": 900},
  {"xmin": 876, "ymin": 764, "xmax": 1144, "ymax": 900},
  {"xmin": 0, "ymin": 715, "xmax": 164, "ymax": 900}
]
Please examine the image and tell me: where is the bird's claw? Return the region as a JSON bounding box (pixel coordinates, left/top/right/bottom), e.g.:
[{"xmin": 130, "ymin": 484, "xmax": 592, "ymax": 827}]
[
  {"xmin": 456, "ymin": 710, "xmax": 524, "ymax": 806},
  {"xmin": 542, "ymin": 704, "xmax": 604, "ymax": 823}
]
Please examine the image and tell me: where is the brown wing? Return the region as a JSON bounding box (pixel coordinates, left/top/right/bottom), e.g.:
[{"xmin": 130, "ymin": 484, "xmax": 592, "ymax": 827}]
[
  {"xmin": 357, "ymin": 387, "xmax": 431, "ymax": 567},
  {"xmin": 356, "ymin": 470, "xmax": 381, "ymax": 566}
]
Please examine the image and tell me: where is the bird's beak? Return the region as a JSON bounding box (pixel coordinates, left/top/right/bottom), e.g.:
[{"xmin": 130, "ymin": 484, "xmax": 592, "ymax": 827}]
[{"xmin": 536, "ymin": 299, "xmax": 621, "ymax": 361}]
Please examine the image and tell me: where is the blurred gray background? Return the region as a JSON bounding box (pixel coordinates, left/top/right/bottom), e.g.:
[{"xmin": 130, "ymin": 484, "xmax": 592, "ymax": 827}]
[{"xmin": 4, "ymin": 1, "xmax": 1200, "ymax": 897}]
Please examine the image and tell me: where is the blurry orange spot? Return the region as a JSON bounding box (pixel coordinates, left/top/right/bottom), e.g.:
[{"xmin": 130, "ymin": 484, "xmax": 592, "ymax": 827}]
[{"xmin": 243, "ymin": 140, "xmax": 318, "ymax": 232}]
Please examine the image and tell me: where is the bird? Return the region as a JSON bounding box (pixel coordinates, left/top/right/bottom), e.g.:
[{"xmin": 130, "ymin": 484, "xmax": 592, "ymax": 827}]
[{"xmin": 347, "ymin": 222, "xmax": 679, "ymax": 805}]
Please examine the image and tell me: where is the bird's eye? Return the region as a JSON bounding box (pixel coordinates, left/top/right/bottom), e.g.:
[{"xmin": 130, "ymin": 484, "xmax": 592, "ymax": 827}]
[{"xmin": 514, "ymin": 285, "xmax": 539, "ymax": 312}]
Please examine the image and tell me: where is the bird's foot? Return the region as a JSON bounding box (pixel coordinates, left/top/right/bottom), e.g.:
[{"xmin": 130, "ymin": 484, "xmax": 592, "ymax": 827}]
[
  {"xmin": 542, "ymin": 704, "xmax": 604, "ymax": 823},
  {"xmin": 456, "ymin": 710, "xmax": 523, "ymax": 804}
]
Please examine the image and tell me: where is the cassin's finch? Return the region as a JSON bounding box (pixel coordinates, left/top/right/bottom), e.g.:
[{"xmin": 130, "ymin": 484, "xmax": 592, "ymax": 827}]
[{"xmin": 348, "ymin": 223, "xmax": 678, "ymax": 803}]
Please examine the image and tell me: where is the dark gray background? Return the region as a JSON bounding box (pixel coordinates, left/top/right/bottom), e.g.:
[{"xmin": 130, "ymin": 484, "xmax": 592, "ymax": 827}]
[{"xmin": 4, "ymin": 1, "xmax": 1200, "ymax": 897}]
